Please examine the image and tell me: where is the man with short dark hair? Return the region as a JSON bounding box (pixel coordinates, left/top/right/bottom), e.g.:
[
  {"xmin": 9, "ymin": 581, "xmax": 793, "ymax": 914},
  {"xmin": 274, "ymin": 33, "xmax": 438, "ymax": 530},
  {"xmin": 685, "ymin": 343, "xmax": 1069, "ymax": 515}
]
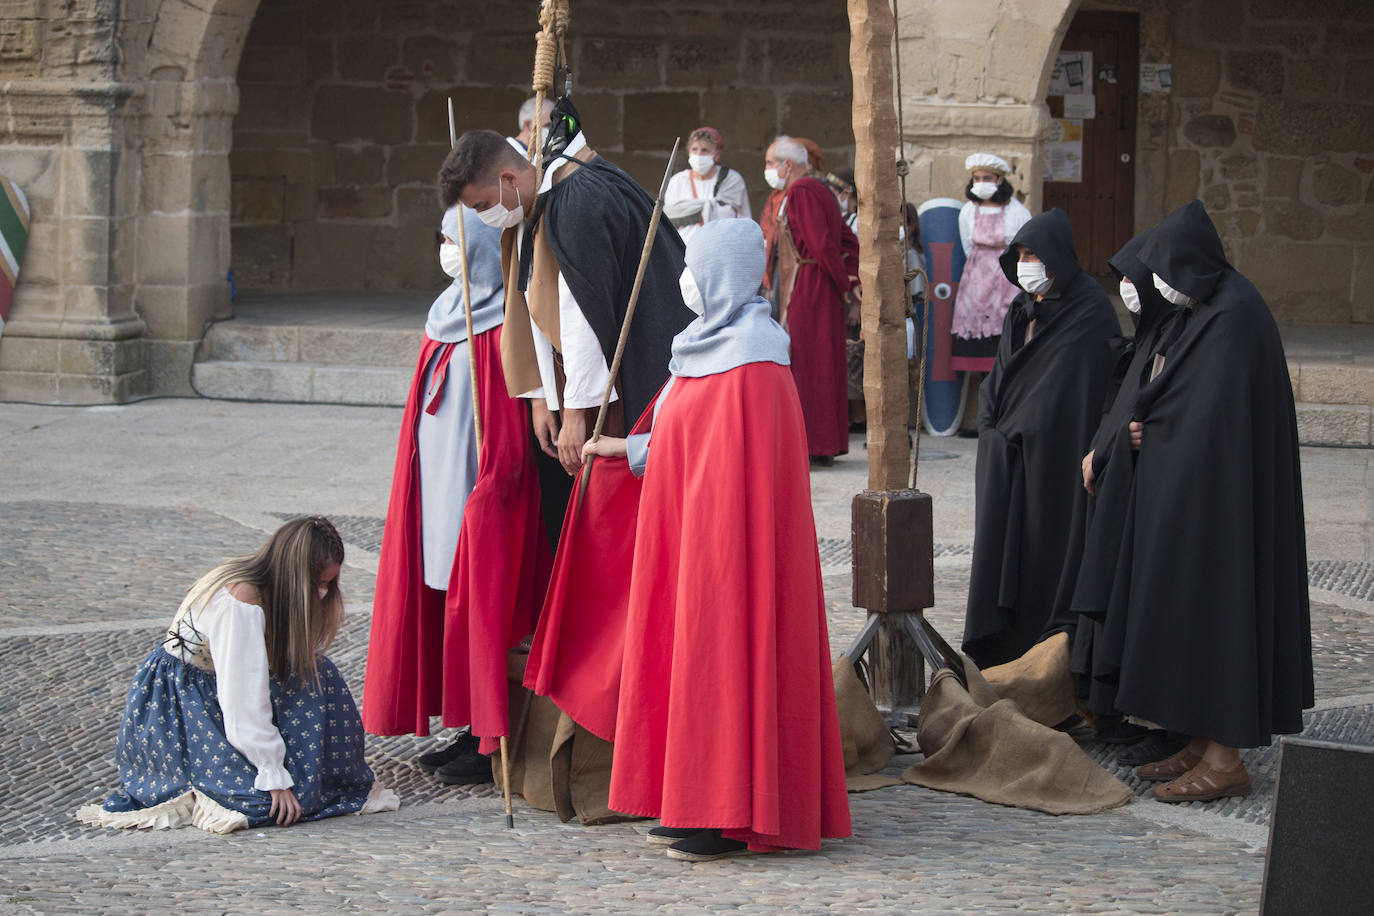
[{"xmin": 438, "ymin": 121, "xmax": 694, "ymax": 476}]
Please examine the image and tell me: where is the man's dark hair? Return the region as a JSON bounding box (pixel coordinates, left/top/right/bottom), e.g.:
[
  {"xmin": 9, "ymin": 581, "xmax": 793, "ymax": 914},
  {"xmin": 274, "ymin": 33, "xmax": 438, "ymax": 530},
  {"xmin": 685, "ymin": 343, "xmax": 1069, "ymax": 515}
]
[
  {"xmin": 437, "ymin": 130, "xmax": 523, "ymax": 208},
  {"xmin": 964, "ymin": 176, "xmax": 1015, "ymax": 205}
]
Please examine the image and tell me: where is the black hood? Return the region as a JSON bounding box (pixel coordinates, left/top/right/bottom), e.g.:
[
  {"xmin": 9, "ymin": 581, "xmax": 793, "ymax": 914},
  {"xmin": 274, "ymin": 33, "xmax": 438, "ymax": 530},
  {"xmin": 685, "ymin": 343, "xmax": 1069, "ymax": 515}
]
[
  {"xmin": 999, "ymin": 208, "xmax": 1082, "ymax": 297},
  {"xmin": 1108, "ymin": 229, "xmax": 1173, "ymax": 333},
  {"xmin": 1136, "ymin": 199, "xmax": 1231, "ymax": 303}
]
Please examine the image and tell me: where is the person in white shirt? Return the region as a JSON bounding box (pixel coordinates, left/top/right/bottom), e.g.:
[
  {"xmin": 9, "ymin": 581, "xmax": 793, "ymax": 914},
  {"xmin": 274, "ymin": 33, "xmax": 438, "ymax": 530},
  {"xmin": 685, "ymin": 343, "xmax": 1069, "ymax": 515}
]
[
  {"xmin": 78, "ymin": 517, "xmax": 398, "ymax": 834},
  {"xmin": 663, "ymin": 126, "xmax": 752, "ymax": 245}
]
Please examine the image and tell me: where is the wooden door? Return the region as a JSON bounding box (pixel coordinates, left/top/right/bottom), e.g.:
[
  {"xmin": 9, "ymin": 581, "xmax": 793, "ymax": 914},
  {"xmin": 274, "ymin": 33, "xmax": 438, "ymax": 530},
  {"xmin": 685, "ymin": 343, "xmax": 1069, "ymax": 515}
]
[{"xmin": 1043, "ymin": 11, "xmax": 1138, "ymax": 288}]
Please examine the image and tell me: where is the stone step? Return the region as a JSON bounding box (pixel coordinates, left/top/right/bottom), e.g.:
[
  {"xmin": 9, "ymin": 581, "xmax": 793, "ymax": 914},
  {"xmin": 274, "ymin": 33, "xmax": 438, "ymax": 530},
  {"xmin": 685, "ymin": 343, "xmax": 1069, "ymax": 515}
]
[
  {"xmin": 1295, "ymin": 403, "xmax": 1372, "ymax": 448},
  {"xmin": 201, "ymin": 320, "xmax": 419, "ymax": 368},
  {"xmin": 191, "ymin": 359, "xmax": 410, "ymax": 407},
  {"xmin": 1290, "ymin": 361, "xmax": 1374, "ymax": 409}
]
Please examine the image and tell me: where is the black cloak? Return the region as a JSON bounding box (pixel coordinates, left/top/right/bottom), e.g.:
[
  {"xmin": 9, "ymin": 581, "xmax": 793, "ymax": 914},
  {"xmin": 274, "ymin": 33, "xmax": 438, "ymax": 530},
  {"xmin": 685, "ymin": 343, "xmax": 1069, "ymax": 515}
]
[
  {"xmin": 539, "ymin": 155, "xmax": 696, "ymax": 427},
  {"xmin": 1068, "ymin": 229, "xmax": 1181, "ymax": 715},
  {"xmin": 1103, "ymin": 200, "xmax": 1312, "ymax": 748},
  {"xmin": 962, "ymin": 208, "xmax": 1120, "ymax": 668}
]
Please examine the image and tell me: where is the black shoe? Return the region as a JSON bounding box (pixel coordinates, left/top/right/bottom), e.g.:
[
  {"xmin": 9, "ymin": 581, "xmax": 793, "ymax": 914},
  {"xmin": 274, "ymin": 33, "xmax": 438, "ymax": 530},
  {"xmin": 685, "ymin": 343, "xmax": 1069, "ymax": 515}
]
[
  {"xmin": 665, "ymin": 829, "xmax": 750, "ymax": 862},
  {"xmin": 1115, "ymin": 731, "xmax": 1188, "ymax": 768},
  {"xmin": 646, "ymin": 826, "xmax": 707, "ymax": 846},
  {"xmin": 956, "ymin": 427, "xmax": 979, "ymax": 439},
  {"xmin": 434, "ymin": 745, "xmax": 495, "ymax": 785},
  {"xmin": 416, "ymin": 731, "xmax": 479, "ymax": 774},
  {"xmin": 810, "ymin": 455, "xmax": 836, "ymax": 467},
  {"xmin": 1096, "ymin": 718, "xmax": 1151, "ymax": 745}
]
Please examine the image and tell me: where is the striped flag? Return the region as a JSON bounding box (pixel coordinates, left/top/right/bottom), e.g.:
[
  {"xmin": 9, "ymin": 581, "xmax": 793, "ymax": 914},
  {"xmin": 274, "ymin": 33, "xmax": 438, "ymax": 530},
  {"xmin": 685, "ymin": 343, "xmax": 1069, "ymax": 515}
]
[{"xmin": 1, "ymin": 176, "xmax": 32, "ymax": 340}]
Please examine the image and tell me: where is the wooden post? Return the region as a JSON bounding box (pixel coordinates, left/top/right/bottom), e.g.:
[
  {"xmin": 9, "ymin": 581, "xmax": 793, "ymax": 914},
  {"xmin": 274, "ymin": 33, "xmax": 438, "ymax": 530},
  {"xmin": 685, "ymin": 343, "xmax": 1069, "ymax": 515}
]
[{"xmin": 848, "ymin": 0, "xmax": 933, "ymax": 715}]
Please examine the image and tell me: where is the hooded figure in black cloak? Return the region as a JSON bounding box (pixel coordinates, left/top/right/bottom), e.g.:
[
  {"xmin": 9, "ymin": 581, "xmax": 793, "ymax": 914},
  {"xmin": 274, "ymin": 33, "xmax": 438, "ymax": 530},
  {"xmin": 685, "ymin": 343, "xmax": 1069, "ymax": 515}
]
[
  {"xmin": 1098, "ymin": 200, "xmax": 1312, "ymax": 803},
  {"xmin": 1068, "ymin": 229, "xmax": 1180, "ymax": 721},
  {"xmin": 962, "ymin": 208, "xmax": 1119, "ymax": 669}
]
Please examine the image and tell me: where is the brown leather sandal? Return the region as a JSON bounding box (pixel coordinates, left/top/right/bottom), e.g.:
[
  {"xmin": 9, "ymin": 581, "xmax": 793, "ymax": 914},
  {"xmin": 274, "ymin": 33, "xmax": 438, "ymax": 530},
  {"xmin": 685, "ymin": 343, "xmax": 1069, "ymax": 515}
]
[
  {"xmin": 1134, "ymin": 747, "xmax": 1202, "ymax": 782},
  {"xmin": 1153, "ymin": 761, "xmax": 1251, "ymax": 803}
]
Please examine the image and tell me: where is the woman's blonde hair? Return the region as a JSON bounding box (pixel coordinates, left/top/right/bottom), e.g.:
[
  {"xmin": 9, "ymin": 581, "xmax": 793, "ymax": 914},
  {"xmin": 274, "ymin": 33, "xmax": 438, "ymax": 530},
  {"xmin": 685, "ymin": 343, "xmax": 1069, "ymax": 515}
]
[{"xmin": 184, "ymin": 516, "xmax": 345, "ymax": 691}]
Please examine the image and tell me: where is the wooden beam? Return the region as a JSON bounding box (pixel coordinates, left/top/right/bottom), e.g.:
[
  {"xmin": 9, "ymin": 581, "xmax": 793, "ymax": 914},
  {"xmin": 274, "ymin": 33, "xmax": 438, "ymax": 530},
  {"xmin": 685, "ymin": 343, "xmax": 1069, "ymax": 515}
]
[{"xmin": 848, "ymin": 0, "xmax": 909, "ymax": 493}]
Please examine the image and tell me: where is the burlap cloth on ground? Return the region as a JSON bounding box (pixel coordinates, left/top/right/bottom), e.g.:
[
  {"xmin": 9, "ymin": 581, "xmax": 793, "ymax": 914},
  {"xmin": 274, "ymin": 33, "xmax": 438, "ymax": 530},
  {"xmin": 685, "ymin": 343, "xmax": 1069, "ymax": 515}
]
[
  {"xmin": 833, "ymin": 656, "xmax": 901, "ymax": 791},
  {"xmin": 901, "ymin": 633, "xmax": 1131, "ymax": 814},
  {"xmin": 495, "ymin": 646, "xmax": 641, "ymax": 826}
]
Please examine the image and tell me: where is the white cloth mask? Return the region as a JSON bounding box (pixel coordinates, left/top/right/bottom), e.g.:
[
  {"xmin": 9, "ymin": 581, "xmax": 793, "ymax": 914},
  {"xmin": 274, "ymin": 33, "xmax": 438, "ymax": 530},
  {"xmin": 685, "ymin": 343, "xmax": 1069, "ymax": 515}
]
[
  {"xmin": 439, "ymin": 243, "xmax": 463, "ymax": 278},
  {"xmin": 1016, "ymin": 261, "xmax": 1053, "ymax": 296},
  {"xmin": 477, "ymin": 179, "xmax": 524, "ymax": 230},
  {"xmin": 1119, "ymin": 278, "xmax": 1141, "ymax": 314},
  {"xmin": 971, "ymin": 181, "xmax": 999, "ymax": 200},
  {"xmin": 689, "ymin": 154, "xmax": 715, "ymax": 177},
  {"xmin": 764, "ymin": 167, "xmax": 786, "ymax": 191},
  {"xmin": 679, "ymin": 266, "xmax": 705, "ymax": 316},
  {"xmin": 1153, "ymin": 272, "xmax": 1196, "ymax": 307}
]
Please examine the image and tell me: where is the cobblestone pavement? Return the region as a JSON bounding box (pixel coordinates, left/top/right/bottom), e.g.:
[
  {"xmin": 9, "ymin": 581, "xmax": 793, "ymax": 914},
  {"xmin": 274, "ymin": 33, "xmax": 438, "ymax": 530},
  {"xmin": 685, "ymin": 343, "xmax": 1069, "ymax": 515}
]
[{"xmin": 1, "ymin": 399, "xmax": 1370, "ymax": 914}]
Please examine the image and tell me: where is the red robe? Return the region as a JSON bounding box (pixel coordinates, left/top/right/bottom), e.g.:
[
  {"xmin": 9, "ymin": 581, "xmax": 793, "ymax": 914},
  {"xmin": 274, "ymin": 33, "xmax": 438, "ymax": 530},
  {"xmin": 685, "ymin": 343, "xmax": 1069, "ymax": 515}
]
[
  {"xmin": 608, "ymin": 363, "xmax": 852, "ymax": 851},
  {"xmin": 782, "ymin": 177, "xmax": 852, "ymax": 458},
  {"xmin": 522, "ymin": 399, "xmax": 657, "ymax": 742},
  {"xmin": 362, "ymin": 328, "xmax": 550, "ymax": 749},
  {"xmin": 439, "ymin": 326, "xmax": 551, "ymax": 754}
]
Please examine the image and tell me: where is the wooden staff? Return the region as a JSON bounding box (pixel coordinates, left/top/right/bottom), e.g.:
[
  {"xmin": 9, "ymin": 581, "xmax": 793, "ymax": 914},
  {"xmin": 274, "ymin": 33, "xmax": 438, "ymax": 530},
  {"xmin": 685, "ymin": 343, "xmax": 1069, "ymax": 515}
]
[
  {"xmin": 451, "ymin": 98, "xmax": 511, "ymax": 827},
  {"xmin": 577, "ymin": 136, "xmax": 681, "ymax": 509}
]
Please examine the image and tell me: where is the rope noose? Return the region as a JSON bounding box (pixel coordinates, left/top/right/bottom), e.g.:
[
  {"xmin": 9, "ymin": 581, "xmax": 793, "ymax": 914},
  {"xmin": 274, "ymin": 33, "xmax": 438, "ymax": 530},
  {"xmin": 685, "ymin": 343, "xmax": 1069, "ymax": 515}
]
[{"xmin": 530, "ymin": 0, "xmax": 571, "ymax": 187}]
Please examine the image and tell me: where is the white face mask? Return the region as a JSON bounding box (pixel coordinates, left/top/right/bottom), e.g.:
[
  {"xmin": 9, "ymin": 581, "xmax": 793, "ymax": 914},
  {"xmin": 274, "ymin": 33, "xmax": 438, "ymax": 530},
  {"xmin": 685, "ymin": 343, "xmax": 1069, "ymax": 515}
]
[
  {"xmin": 1016, "ymin": 261, "xmax": 1053, "ymax": 296},
  {"xmin": 477, "ymin": 178, "xmax": 524, "ymax": 229},
  {"xmin": 1152, "ymin": 272, "xmax": 1196, "ymax": 307},
  {"xmin": 971, "ymin": 181, "xmax": 999, "ymax": 200},
  {"xmin": 317, "ymin": 586, "xmax": 329, "ymax": 601},
  {"xmin": 764, "ymin": 166, "xmax": 787, "ymax": 190},
  {"xmin": 688, "ymin": 154, "xmax": 715, "ymax": 177},
  {"xmin": 679, "ymin": 267, "xmax": 705, "ymax": 316},
  {"xmin": 439, "ymin": 243, "xmax": 463, "ymax": 278},
  {"xmin": 1119, "ymin": 278, "xmax": 1141, "ymax": 314}
]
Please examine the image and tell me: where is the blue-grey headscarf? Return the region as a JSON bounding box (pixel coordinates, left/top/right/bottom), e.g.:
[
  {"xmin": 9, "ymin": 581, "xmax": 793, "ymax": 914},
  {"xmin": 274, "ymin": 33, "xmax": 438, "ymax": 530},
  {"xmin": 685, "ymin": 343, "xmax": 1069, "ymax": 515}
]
[
  {"xmin": 667, "ymin": 219, "xmax": 791, "ymax": 378},
  {"xmin": 426, "ymin": 205, "xmax": 506, "ymax": 343}
]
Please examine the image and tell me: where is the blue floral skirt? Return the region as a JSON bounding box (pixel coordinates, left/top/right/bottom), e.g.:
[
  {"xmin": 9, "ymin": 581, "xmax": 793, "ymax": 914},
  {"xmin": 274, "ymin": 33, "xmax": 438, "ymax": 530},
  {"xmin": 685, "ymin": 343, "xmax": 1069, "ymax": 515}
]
[{"xmin": 80, "ymin": 647, "xmax": 392, "ymax": 832}]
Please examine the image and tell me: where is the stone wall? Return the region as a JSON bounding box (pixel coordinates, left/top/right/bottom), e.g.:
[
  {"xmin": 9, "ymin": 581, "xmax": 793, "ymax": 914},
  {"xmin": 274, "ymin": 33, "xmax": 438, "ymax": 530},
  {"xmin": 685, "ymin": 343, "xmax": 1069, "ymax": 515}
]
[
  {"xmin": 1161, "ymin": 0, "xmax": 1374, "ymax": 323},
  {"xmin": 230, "ymin": 0, "xmax": 856, "ymax": 293}
]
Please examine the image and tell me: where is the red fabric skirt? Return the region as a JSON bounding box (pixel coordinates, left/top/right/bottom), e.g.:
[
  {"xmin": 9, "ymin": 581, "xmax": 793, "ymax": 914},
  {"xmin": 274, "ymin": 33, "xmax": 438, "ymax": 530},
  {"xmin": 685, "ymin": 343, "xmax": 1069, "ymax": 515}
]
[
  {"xmin": 362, "ymin": 336, "xmax": 448, "ymax": 736},
  {"xmin": 522, "ymin": 399, "xmax": 656, "ymax": 742},
  {"xmin": 439, "ymin": 327, "xmax": 551, "ymax": 754},
  {"xmin": 787, "ymin": 269, "xmax": 849, "ymax": 457},
  {"xmin": 607, "ymin": 363, "xmax": 852, "ymax": 851}
]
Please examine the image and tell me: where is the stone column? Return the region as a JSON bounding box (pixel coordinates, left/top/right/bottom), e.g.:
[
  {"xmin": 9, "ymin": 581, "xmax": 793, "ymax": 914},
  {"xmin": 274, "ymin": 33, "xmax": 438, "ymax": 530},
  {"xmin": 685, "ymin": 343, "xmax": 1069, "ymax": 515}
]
[{"xmin": 0, "ymin": 80, "xmax": 149, "ymax": 403}]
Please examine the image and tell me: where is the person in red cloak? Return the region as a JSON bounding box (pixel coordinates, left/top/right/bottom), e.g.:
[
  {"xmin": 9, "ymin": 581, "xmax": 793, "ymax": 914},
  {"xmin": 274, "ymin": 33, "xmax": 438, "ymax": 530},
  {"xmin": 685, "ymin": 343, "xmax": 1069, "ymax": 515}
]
[
  {"xmin": 363, "ymin": 205, "xmax": 549, "ymax": 781},
  {"xmin": 764, "ymin": 135, "xmax": 858, "ymax": 464},
  {"xmin": 584, "ymin": 218, "xmax": 852, "ymax": 862}
]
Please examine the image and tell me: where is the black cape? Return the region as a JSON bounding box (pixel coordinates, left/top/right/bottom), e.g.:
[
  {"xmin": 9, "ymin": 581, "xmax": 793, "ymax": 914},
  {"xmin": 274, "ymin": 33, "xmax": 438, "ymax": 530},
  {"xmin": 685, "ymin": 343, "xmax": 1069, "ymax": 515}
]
[
  {"xmin": 962, "ymin": 209, "xmax": 1120, "ymax": 668},
  {"xmin": 539, "ymin": 155, "xmax": 695, "ymax": 426},
  {"xmin": 1068, "ymin": 229, "xmax": 1181, "ymax": 716},
  {"xmin": 1102, "ymin": 200, "xmax": 1312, "ymax": 747}
]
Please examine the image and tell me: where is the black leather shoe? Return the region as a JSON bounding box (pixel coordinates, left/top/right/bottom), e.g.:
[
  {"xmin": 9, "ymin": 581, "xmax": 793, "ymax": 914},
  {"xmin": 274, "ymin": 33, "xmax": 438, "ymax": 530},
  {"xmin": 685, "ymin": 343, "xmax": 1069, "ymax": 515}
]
[
  {"xmin": 434, "ymin": 744, "xmax": 494, "ymax": 785},
  {"xmin": 1096, "ymin": 718, "xmax": 1150, "ymax": 745},
  {"xmin": 646, "ymin": 826, "xmax": 707, "ymax": 846},
  {"xmin": 1115, "ymin": 731, "xmax": 1188, "ymax": 767},
  {"xmin": 416, "ymin": 730, "xmax": 479, "ymax": 773}
]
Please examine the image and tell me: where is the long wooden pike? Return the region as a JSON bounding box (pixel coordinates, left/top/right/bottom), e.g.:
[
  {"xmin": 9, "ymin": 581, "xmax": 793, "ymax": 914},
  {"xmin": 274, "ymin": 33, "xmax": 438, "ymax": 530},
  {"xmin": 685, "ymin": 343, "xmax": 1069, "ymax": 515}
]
[
  {"xmin": 451, "ymin": 97, "xmax": 510, "ymax": 827},
  {"xmin": 577, "ymin": 136, "xmax": 681, "ymax": 510}
]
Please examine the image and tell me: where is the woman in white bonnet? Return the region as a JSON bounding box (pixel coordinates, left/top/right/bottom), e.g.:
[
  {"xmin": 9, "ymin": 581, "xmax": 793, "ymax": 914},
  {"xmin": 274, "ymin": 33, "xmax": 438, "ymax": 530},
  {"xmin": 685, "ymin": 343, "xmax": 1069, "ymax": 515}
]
[{"xmin": 951, "ymin": 153, "xmax": 1033, "ymax": 434}]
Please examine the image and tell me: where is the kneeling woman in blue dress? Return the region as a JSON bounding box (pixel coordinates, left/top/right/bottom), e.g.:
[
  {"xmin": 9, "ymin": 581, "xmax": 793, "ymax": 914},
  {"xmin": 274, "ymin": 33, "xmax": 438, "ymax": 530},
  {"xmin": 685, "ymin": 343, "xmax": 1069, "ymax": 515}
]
[{"xmin": 78, "ymin": 516, "xmax": 399, "ymax": 834}]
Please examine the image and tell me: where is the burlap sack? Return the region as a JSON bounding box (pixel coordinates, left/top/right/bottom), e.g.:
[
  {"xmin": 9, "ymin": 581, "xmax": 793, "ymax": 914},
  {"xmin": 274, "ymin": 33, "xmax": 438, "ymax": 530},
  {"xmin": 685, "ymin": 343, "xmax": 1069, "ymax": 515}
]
[
  {"xmin": 979, "ymin": 631, "xmax": 1078, "ymax": 727},
  {"xmin": 498, "ymin": 647, "xmax": 642, "ymax": 826},
  {"xmin": 832, "ymin": 656, "xmax": 900, "ymax": 791},
  {"xmin": 901, "ymin": 668, "xmax": 1130, "ymax": 815}
]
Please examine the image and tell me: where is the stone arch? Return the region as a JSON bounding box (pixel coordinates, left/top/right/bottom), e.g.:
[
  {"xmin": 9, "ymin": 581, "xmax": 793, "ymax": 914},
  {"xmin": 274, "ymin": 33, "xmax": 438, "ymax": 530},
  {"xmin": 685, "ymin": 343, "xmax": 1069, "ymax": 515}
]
[
  {"xmin": 895, "ymin": 0, "xmax": 1083, "ymax": 211},
  {"xmin": 122, "ymin": 0, "xmax": 263, "ymax": 391}
]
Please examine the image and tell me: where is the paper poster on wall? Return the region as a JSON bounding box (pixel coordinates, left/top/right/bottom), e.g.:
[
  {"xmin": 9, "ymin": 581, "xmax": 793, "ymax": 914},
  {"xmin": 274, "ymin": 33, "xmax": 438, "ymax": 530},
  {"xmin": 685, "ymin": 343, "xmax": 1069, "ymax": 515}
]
[
  {"xmin": 1049, "ymin": 51, "xmax": 1093, "ymax": 97},
  {"xmin": 1063, "ymin": 93, "xmax": 1096, "ymax": 119},
  {"xmin": 1043, "ymin": 119, "xmax": 1084, "ymax": 183},
  {"xmin": 1140, "ymin": 63, "xmax": 1172, "ymax": 93}
]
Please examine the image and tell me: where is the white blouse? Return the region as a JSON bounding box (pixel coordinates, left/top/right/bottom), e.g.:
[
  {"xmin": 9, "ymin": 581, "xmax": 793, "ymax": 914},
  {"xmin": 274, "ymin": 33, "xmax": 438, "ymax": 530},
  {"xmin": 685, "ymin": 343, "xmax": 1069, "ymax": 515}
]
[{"xmin": 166, "ymin": 588, "xmax": 293, "ymax": 792}]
